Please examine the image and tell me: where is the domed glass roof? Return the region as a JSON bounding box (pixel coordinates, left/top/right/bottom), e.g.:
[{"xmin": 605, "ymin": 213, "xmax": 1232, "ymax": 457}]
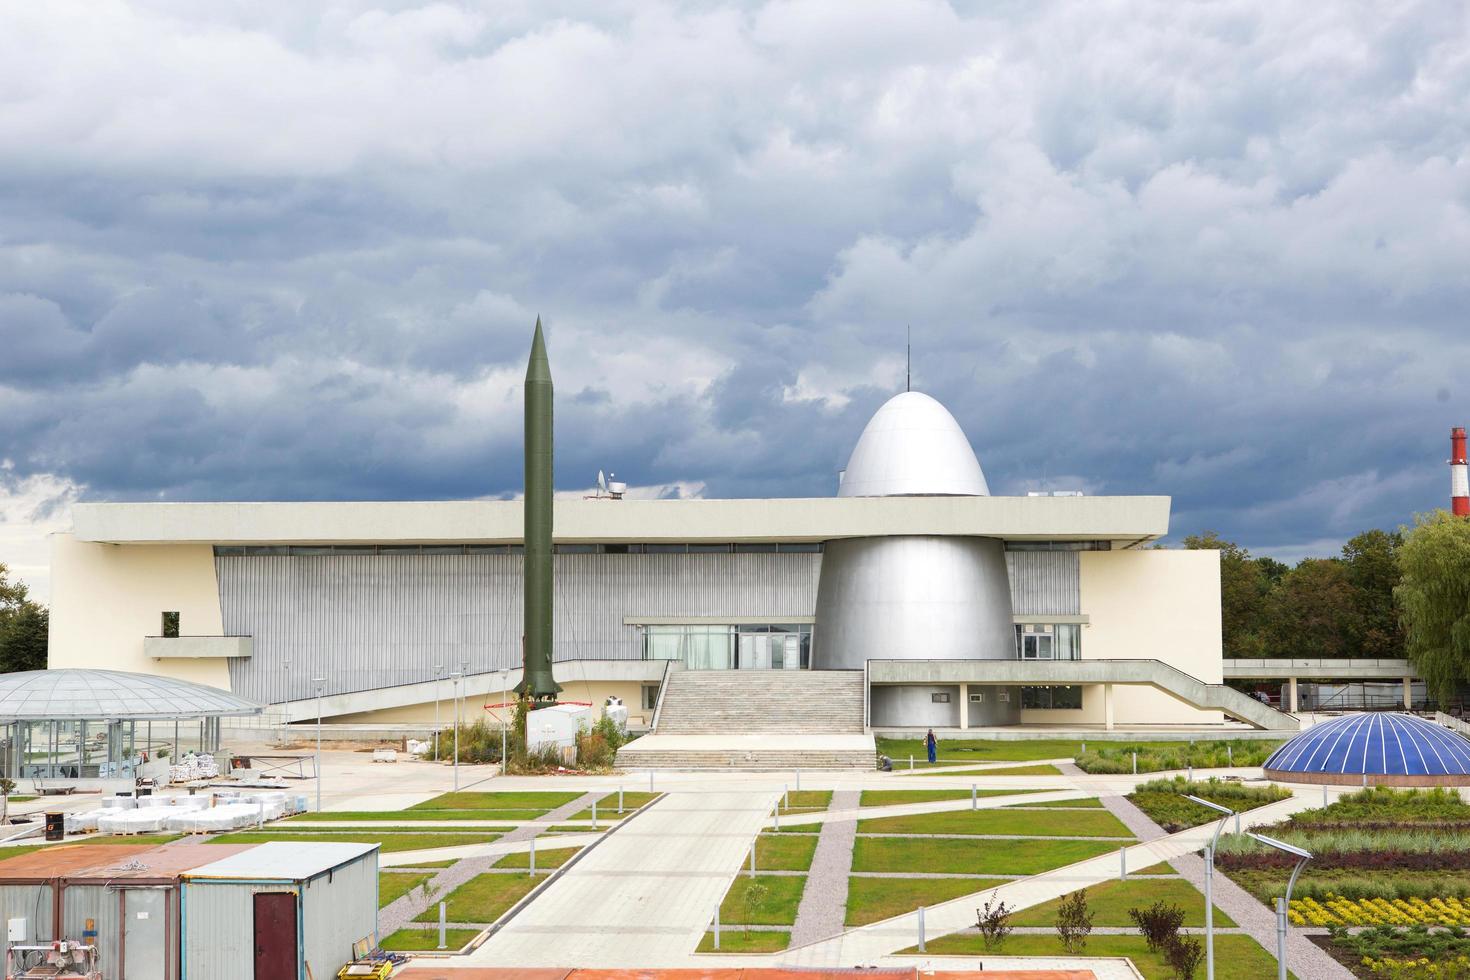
[
  {"xmin": 839, "ymin": 392, "xmax": 989, "ymax": 497},
  {"xmin": 1264, "ymin": 713, "xmax": 1470, "ymax": 784},
  {"xmin": 0, "ymin": 669, "xmax": 264, "ymax": 721}
]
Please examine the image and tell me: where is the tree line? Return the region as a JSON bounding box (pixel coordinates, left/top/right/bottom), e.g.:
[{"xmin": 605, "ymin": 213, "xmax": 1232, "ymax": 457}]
[
  {"xmin": 1190, "ymin": 512, "xmax": 1470, "ymax": 704},
  {"xmin": 0, "ymin": 562, "xmax": 47, "ymax": 674}
]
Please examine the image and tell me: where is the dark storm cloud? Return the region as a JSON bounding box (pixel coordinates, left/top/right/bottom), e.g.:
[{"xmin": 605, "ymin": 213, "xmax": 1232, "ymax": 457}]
[{"xmin": 2, "ymin": 0, "xmax": 1469, "ymax": 556}]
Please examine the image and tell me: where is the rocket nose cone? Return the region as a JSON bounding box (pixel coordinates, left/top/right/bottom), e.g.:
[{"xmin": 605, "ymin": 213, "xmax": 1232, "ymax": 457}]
[{"xmin": 526, "ymin": 317, "xmax": 552, "ymax": 382}]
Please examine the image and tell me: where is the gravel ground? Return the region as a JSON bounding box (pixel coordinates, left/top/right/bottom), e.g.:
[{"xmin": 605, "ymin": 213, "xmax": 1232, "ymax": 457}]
[{"xmin": 788, "ymin": 789, "xmax": 860, "ymax": 946}]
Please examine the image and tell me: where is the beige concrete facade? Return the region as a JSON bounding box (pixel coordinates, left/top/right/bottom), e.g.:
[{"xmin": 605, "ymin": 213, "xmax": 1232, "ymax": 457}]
[
  {"xmin": 49, "ymin": 534, "xmax": 233, "ymax": 690},
  {"xmin": 327, "ymin": 679, "xmax": 657, "ymax": 728},
  {"xmin": 1019, "ymin": 549, "xmax": 1222, "ymax": 726}
]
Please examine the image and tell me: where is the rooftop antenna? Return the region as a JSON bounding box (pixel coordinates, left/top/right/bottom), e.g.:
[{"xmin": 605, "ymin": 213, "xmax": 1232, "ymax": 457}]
[{"xmin": 906, "ymin": 325, "xmax": 911, "ymax": 392}]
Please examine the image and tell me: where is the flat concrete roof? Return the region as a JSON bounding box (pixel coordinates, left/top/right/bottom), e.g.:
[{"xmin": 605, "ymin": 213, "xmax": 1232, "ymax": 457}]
[
  {"xmin": 182, "ymin": 840, "xmax": 377, "ymax": 881},
  {"xmin": 71, "ymin": 496, "xmax": 1170, "ymax": 547},
  {"xmin": 1223, "ymin": 658, "xmax": 1418, "ymax": 680}
]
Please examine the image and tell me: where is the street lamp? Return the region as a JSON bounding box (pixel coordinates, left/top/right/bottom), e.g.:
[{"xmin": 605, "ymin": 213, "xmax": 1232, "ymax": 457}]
[
  {"xmin": 450, "ymin": 672, "xmax": 463, "ymax": 791},
  {"xmin": 499, "ymin": 668, "xmax": 511, "ymax": 775},
  {"xmin": 1186, "ymin": 794, "xmax": 1235, "ymax": 980},
  {"xmin": 312, "ymin": 677, "xmax": 327, "ymax": 813},
  {"xmin": 1247, "ymin": 832, "xmax": 1312, "ymax": 980},
  {"xmin": 431, "ymin": 664, "xmax": 444, "ymax": 762}
]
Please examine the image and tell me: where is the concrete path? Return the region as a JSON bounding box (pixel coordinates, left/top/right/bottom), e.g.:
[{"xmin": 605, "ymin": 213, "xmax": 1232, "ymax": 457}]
[
  {"xmin": 379, "ymin": 792, "xmax": 600, "ymax": 935},
  {"xmin": 788, "ymin": 789, "xmax": 859, "ymax": 946},
  {"xmin": 453, "ymin": 789, "xmax": 779, "ymax": 967},
  {"xmin": 768, "ymin": 788, "xmax": 1091, "ymax": 829},
  {"xmin": 779, "ymin": 790, "xmax": 1318, "ymax": 966},
  {"xmin": 888, "ymin": 758, "xmax": 1074, "ymax": 776},
  {"xmin": 379, "ymin": 832, "xmax": 602, "ymax": 867}
]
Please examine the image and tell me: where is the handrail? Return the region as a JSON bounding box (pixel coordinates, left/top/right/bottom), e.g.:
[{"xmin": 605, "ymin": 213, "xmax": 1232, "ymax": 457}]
[{"xmin": 649, "ymin": 659, "xmax": 678, "ymax": 732}]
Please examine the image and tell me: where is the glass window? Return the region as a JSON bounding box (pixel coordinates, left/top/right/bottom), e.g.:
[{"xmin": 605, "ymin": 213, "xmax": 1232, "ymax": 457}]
[
  {"xmin": 642, "ymin": 685, "xmax": 660, "ymax": 711},
  {"xmin": 1021, "ymin": 686, "xmax": 1084, "ymax": 710},
  {"xmin": 161, "ymin": 612, "xmax": 180, "ymax": 638},
  {"xmin": 1056, "ymin": 624, "xmax": 1081, "ymax": 660},
  {"xmin": 734, "ymin": 543, "xmax": 778, "ymax": 553},
  {"xmin": 644, "ymin": 544, "xmax": 688, "ymax": 553},
  {"xmin": 931, "ymin": 692, "xmax": 950, "ymax": 703}
]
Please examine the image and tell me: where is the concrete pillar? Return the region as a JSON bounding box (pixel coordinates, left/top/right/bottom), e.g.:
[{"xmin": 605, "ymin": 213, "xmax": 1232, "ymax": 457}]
[
  {"xmin": 1404, "ymin": 677, "xmax": 1413, "ymax": 710},
  {"xmin": 958, "ymin": 683, "xmax": 969, "ymax": 730},
  {"xmin": 1103, "ymin": 684, "xmax": 1114, "ymax": 731},
  {"xmin": 1288, "ymin": 677, "xmax": 1299, "ymax": 714}
]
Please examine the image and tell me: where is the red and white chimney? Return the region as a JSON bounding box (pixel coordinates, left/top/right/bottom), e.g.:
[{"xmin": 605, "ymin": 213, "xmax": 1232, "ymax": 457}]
[{"xmin": 1453, "ymin": 427, "xmax": 1469, "ymax": 517}]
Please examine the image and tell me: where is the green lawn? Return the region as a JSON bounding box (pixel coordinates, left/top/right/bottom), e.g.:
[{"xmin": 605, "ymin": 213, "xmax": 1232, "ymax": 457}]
[
  {"xmin": 1003, "ymin": 797, "xmax": 1104, "ymax": 809},
  {"xmin": 492, "ymin": 846, "xmax": 581, "ymax": 870},
  {"xmin": 413, "ymin": 873, "xmax": 538, "ymax": 923},
  {"xmin": 718, "ymin": 874, "xmax": 806, "ymax": 925},
  {"xmin": 211, "ymin": 831, "xmax": 499, "ymax": 853},
  {"xmin": 853, "ymin": 836, "xmax": 1118, "ymax": 875},
  {"xmin": 846, "ymin": 876, "xmax": 992, "ymax": 925},
  {"xmin": 379, "ymin": 927, "xmax": 481, "ymax": 952},
  {"xmin": 914, "ymin": 764, "xmax": 1064, "ymax": 777},
  {"xmin": 914, "ymin": 933, "xmax": 1290, "ymax": 979},
  {"xmin": 288, "ymin": 809, "xmax": 545, "ymax": 822},
  {"xmin": 409, "ymin": 791, "xmax": 582, "ymax": 811},
  {"xmin": 379, "ymin": 871, "xmax": 435, "ymax": 907},
  {"xmin": 755, "ymin": 833, "xmax": 819, "ymax": 871},
  {"xmin": 778, "ymin": 790, "xmax": 833, "ymax": 812},
  {"xmin": 5, "ymin": 796, "xmax": 37, "ymax": 803},
  {"xmin": 697, "ymin": 929, "xmax": 790, "ymax": 952},
  {"xmin": 859, "ymin": 789, "xmax": 1045, "ymax": 807},
  {"xmin": 858, "ymin": 807, "xmax": 1133, "ymax": 838},
  {"xmin": 771, "ymin": 822, "xmax": 822, "ymax": 834},
  {"xmin": 1133, "ymin": 861, "xmax": 1175, "ymax": 875},
  {"xmin": 877, "ymin": 737, "xmax": 1087, "ymax": 764},
  {"xmin": 393, "ymin": 859, "xmax": 456, "ymax": 869},
  {"xmin": 1009, "ymin": 877, "xmax": 1232, "ymax": 927},
  {"xmin": 567, "ymin": 791, "xmax": 663, "ymax": 820}
]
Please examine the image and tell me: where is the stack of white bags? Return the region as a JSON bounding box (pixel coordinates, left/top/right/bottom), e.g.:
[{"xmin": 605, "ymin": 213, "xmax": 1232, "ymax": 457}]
[{"xmin": 67, "ymin": 790, "xmax": 307, "ymax": 836}]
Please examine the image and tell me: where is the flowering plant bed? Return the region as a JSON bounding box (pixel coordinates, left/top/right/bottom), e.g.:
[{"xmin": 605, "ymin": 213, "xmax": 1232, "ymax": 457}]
[{"xmin": 1291, "ymin": 895, "xmax": 1470, "ymax": 928}]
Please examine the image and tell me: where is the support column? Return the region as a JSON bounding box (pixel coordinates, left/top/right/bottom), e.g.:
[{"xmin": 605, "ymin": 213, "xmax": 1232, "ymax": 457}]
[
  {"xmin": 958, "ymin": 683, "xmax": 969, "ymax": 730},
  {"xmin": 1404, "ymin": 677, "xmax": 1413, "ymax": 710},
  {"xmin": 1103, "ymin": 684, "xmax": 1114, "ymax": 731},
  {"xmin": 1288, "ymin": 677, "xmax": 1299, "ymax": 714}
]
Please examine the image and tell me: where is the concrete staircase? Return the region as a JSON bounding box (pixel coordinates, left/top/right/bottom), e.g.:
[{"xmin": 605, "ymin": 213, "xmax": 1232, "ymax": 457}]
[{"xmin": 614, "ymin": 669, "xmax": 876, "ymax": 770}]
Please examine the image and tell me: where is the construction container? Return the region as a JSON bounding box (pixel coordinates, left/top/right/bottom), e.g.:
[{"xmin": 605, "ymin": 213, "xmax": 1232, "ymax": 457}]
[
  {"xmin": 0, "ymin": 842, "xmax": 254, "ymax": 979},
  {"xmin": 180, "ymin": 841, "xmax": 379, "ymax": 980}
]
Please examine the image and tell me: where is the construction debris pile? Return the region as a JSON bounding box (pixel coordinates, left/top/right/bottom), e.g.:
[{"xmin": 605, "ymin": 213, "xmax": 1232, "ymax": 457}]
[{"xmin": 167, "ymin": 751, "xmax": 221, "ymax": 783}]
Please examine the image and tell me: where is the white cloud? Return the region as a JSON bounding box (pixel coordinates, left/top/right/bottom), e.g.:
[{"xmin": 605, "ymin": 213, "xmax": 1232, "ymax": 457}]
[{"xmin": 0, "ymin": 464, "xmax": 82, "ymax": 604}]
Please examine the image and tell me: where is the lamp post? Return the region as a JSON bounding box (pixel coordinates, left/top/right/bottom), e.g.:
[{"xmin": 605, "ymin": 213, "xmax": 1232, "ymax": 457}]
[
  {"xmin": 450, "ymin": 672, "xmax": 463, "ymax": 791},
  {"xmin": 499, "ymin": 668, "xmax": 511, "ymax": 775},
  {"xmin": 312, "ymin": 677, "xmax": 326, "ymax": 812},
  {"xmin": 1247, "ymin": 832, "xmax": 1312, "ymax": 980},
  {"xmin": 1186, "ymin": 794, "xmax": 1236, "ymax": 980},
  {"xmin": 431, "ymin": 664, "xmax": 444, "ymax": 762}
]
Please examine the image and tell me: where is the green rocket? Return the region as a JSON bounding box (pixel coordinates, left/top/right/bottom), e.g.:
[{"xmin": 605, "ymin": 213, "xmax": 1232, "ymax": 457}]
[{"xmin": 516, "ymin": 317, "xmax": 562, "ymax": 702}]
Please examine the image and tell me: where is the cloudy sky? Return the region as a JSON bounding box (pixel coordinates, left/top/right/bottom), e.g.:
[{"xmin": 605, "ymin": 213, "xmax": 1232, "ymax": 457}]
[{"xmin": 3, "ymin": 0, "xmax": 1469, "ymax": 600}]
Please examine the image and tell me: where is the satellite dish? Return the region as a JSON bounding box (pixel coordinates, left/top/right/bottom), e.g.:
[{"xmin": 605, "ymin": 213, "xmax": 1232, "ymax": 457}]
[{"xmin": 597, "ymin": 470, "xmax": 607, "ymax": 493}]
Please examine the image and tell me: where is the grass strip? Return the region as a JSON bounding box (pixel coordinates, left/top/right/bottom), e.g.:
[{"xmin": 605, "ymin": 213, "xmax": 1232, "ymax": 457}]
[
  {"xmin": 492, "ymin": 846, "xmax": 581, "ymax": 870},
  {"xmin": 696, "ymin": 930, "xmax": 790, "ymax": 952},
  {"xmin": 413, "ymin": 873, "xmax": 538, "ymax": 923},
  {"xmin": 718, "ymin": 874, "xmax": 805, "ymax": 926},
  {"xmin": 853, "ymin": 836, "xmax": 1117, "ymax": 875},
  {"xmin": 755, "ymin": 833, "xmax": 818, "ymax": 871},
  {"xmin": 287, "ymin": 809, "xmax": 550, "ymax": 822},
  {"xmin": 877, "ymin": 736, "xmax": 1087, "ymax": 763},
  {"xmin": 1003, "ymin": 797, "xmax": 1103, "ymax": 809},
  {"xmin": 1008, "ymin": 877, "xmax": 1232, "ymax": 927},
  {"xmin": 859, "ymin": 789, "xmax": 1045, "ymax": 807},
  {"xmin": 379, "ymin": 871, "xmax": 435, "ymax": 907},
  {"xmin": 211, "ymin": 831, "xmax": 500, "ymax": 853},
  {"xmin": 777, "ymin": 790, "xmax": 834, "ymax": 812},
  {"xmin": 909, "ymin": 933, "xmax": 1292, "ymax": 979},
  {"xmin": 913, "ymin": 764, "xmax": 1063, "ymax": 777},
  {"xmin": 858, "ymin": 807, "xmax": 1132, "ymax": 838},
  {"xmin": 409, "ymin": 791, "xmax": 581, "ymax": 811},
  {"xmin": 379, "ymin": 927, "xmax": 481, "ymax": 952},
  {"xmin": 845, "ymin": 876, "xmax": 988, "ymax": 926}
]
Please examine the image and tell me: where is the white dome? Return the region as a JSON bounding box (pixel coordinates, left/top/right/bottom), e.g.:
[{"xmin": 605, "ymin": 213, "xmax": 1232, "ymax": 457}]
[{"xmin": 838, "ymin": 391, "xmax": 989, "ymax": 497}]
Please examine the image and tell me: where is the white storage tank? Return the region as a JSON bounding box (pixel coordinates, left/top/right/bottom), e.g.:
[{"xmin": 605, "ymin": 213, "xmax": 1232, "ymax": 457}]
[
  {"xmin": 527, "ymin": 703, "xmax": 593, "ymax": 758},
  {"xmin": 180, "ymin": 842, "xmax": 379, "ymax": 980}
]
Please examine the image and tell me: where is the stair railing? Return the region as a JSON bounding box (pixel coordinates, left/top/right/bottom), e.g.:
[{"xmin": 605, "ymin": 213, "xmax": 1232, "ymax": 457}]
[{"xmin": 649, "ymin": 659, "xmax": 679, "ymax": 733}]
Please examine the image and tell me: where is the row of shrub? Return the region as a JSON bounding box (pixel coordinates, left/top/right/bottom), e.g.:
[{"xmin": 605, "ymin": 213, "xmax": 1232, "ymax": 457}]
[
  {"xmin": 1126, "ymin": 776, "xmax": 1293, "ymax": 832},
  {"xmin": 429, "ymin": 703, "xmax": 629, "ymax": 773},
  {"xmin": 1286, "ymin": 786, "xmax": 1470, "ymax": 827},
  {"xmin": 1073, "ymin": 739, "xmax": 1281, "ymax": 774},
  {"xmin": 1217, "ymin": 827, "xmax": 1470, "ymax": 862},
  {"xmin": 1327, "ymin": 925, "xmax": 1470, "ymax": 978}
]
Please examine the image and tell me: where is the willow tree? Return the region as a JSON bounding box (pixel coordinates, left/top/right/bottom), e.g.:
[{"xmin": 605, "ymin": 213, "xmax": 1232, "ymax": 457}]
[{"xmin": 1396, "ymin": 511, "xmax": 1470, "ymax": 702}]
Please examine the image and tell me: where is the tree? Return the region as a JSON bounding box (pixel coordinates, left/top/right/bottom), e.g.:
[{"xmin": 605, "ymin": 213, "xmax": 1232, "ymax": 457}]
[
  {"xmin": 0, "ymin": 563, "xmax": 47, "ymax": 674},
  {"xmin": 1055, "ymin": 888, "xmax": 1093, "ymax": 953},
  {"xmin": 1342, "ymin": 528, "xmax": 1404, "ymax": 658},
  {"xmin": 1396, "ymin": 511, "xmax": 1470, "ymax": 702},
  {"xmin": 1183, "ymin": 533, "xmax": 1270, "ymax": 657},
  {"xmin": 1264, "ymin": 559, "xmax": 1360, "ymax": 658}
]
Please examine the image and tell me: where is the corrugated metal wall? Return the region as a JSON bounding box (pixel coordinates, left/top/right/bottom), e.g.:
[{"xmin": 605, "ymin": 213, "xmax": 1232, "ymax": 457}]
[
  {"xmin": 301, "ymin": 853, "xmax": 378, "ymax": 976},
  {"xmin": 218, "ymin": 553, "xmax": 821, "ymax": 703},
  {"xmin": 181, "ymin": 882, "xmax": 293, "ymax": 980},
  {"xmin": 0, "ymin": 883, "xmax": 53, "ymax": 944},
  {"xmin": 1006, "ymin": 552, "xmax": 1080, "ymax": 616},
  {"xmin": 62, "ymin": 885, "xmax": 121, "ymax": 979}
]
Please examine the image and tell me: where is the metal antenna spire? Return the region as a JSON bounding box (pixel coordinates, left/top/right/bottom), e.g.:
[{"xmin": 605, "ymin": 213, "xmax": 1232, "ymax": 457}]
[{"xmin": 906, "ymin": 325, "xmax": 911, "ymax": 392}]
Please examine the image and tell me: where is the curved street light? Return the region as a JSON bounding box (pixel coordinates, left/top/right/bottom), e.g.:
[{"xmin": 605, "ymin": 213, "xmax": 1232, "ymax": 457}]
[
  {"xmin": 1247, "ymin": 832, "xmax": 1313, "ymax": 980},
  {"xmin": 1185, "ymin": 794, "xmax": 1235, "ymax": 980}
]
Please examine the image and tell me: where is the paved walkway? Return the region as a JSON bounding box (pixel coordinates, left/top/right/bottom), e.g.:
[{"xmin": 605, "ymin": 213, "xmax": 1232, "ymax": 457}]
[
  {"xmin": 779, "ymin": 790, "xmax": 1319, "ymax": 966},
  {"xmin": 378, "ymin": 833, "xmax": 601, "ymax": 867},
  {"xmin": 449, "ymin": 789, "xmax": 779, "ymax": 966},
  {"xmin": 768, "ymin": 788, "xmax": 1090, "ymax": 829},
  {"xmin": 888, "ymin": 757, "xmax": 1075, "ymax": 777},
  {"xmin": 788, "ymin": 788, "xmax": 859, "ymax": 945},
  {"xmin": 380, "ymin": 792, "xmax": 601, "ymax": 935}
]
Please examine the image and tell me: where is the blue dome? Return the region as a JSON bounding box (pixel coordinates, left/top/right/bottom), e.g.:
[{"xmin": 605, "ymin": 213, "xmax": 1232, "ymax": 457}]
[{"xmin": 1264, "ymin": 713, "xmax": 1470, "ymax": 786}]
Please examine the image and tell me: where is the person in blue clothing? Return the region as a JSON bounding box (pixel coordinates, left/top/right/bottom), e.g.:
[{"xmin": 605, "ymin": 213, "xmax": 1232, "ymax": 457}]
[{"xmin": 925, "ymin": 728, "xmax": 938, "ymax": 764}]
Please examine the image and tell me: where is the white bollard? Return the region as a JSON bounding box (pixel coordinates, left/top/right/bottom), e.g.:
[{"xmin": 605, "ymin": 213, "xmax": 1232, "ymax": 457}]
[
  {"xmin": 918, "ymin": 905, "xmax": 926, "ymax": 952},
  {"xmin": 713, "ymin": 904, "xmax": 721, "ymax": 950},
  {"xmin": 592, "ymin": 799, "xmax": 598, "ymax": 831},
  {"xmin": 1081, "ymin": 741, "xmax": 1086, "ymax": 754},
  {"xmin": 438, "ymin": 902, "xmax": 447, "ymax": 949},
  {"xmin": 1227, "ymin": 744, "xmax": 1233, "ymax": 766},
  {"xmin": 650, "ymin": 770, "xmax": 655, "ymax": 792},
  {"xmin": 1188, "ymin": 765, "xmax": 1193, "ymax": 781},
  {"xmin": 529, "ymin": 837, "xmax": 536, "ymax": 876},
  {"xmin": 972, "ymin": 784, "xmax": 977, "ymax": 810},
  {"xmin": 1132, "ymin": 751, "xmax": 1137, "ymax": 775},
  {"xmin": 796, "ymin": 768, "xmax": 801, "ymax": 792},
  {"xmin": 1120, "ymin": 847, "xmax": 1127, "ymax": 881},
  {"xmin": 1235, "ymin": 811, "xmax": 1241, "ymax": 835},
  {"xmin": 783, "ymin": 785, "xmax": 788, "ymax": 811},
  {"xmin": 619, "ymin": 785, "xmax": 625, "ymax": 814},
  {"xmin": 750, "ymin": 844, "xmax": 757, "ymax": 879},
  {"xmin": 773, "ymin": 806, "xmax": 780, "ymax": 831},
  {"xmin": 909, "ymin": 755, "xmax": 914, "ymax": 770}
]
